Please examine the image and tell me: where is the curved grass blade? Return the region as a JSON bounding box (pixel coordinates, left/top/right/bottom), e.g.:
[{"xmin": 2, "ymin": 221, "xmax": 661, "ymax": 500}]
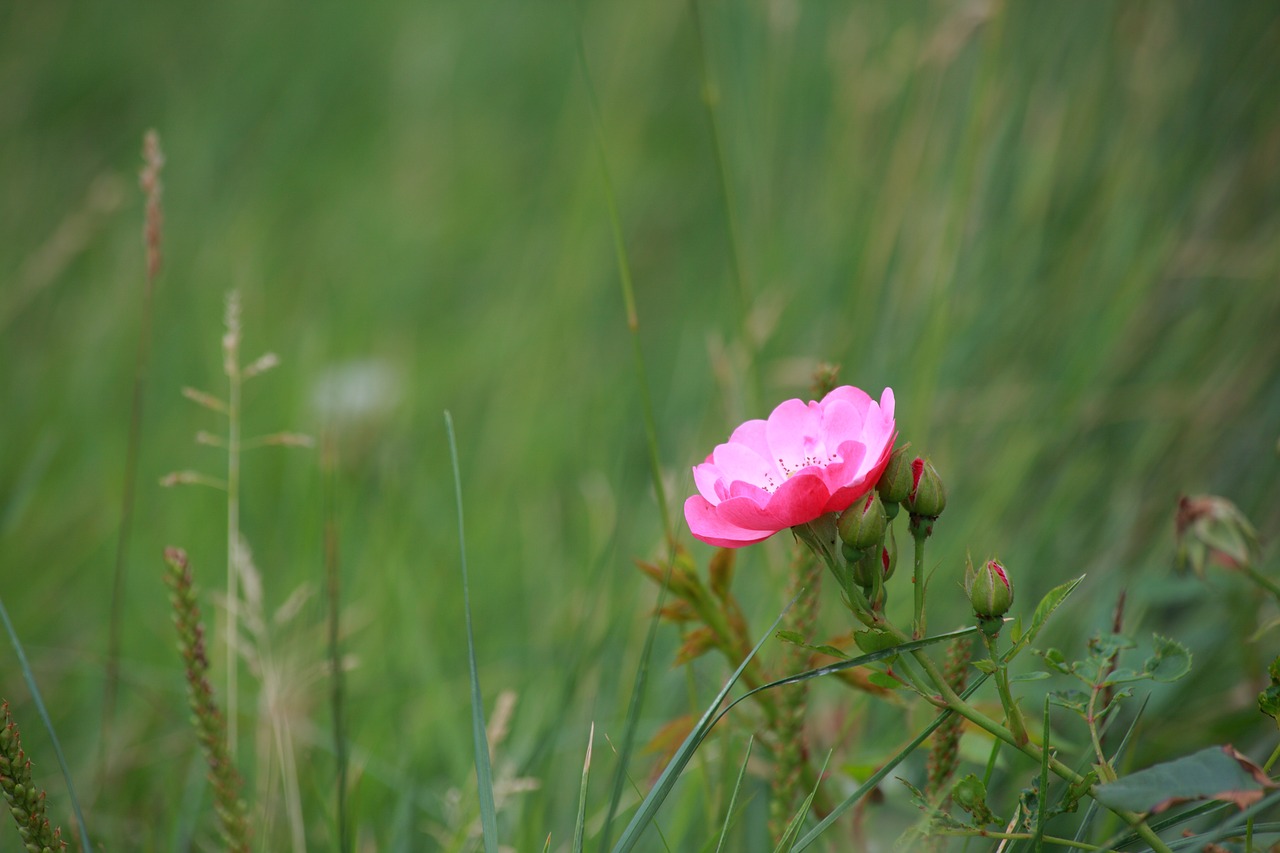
[
  {"xmin": 444, "ymin": 411, "xmax": 499, "ymax": 853},
  {"xmin": 774, "ymin": 751, "xmax": 832, "ymax": 852},
  {"xmin": 711, "ymin": 625, "xmax": 978, "ymax": 729},
  {"xmin": 0, "ymin": 595, "xmax": 93, "ymax": 853},
  {"xmin": 573, "ymin": 722, "xmax": 595, "ymax": 853},
  {"xmin": 611, "ymin": 593, "xmax": 801, "ymax": 853},
  {"xmin": 713, "ymin": 736, "xmax": 754, "ymax": 853}
]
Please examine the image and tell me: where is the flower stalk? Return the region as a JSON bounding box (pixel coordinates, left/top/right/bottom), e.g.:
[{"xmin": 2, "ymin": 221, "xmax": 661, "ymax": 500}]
[{"xmin": 164, "ymin": 547, "xmax": 251, "ymax": 853}]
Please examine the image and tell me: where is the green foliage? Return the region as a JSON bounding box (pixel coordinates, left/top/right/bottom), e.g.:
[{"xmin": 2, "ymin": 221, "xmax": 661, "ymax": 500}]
[{"xmin": 1, "ymin": 1, "xmax": 1278, "ymax": 850}]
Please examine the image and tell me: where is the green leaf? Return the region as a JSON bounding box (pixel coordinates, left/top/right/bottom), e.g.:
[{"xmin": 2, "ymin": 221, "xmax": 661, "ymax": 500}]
[
  {"xmin": 1094, "ymin": 745, "xmax": 1277, "ymax": 814},
  {"xmin": 1144, "ymin": 634, "xmax": 1192, "ymax": 683},
  {"xmin": 1048, "ymin": 690, "xmax": 1089, "ymax": 713},
  {"xmin": 1013, "ymin": 576, "xmax": 1085, "ymax": 655},
  {"xmin": 1103, "ymin": 668, "xmax": 1148, "ymax": 685},
  {"xmin": 1035, "ymin": 648, "xmax": 1072, "ymax": 674},
  {"xmin": 971, "ymin": 659, "xmax": 997, "ymax": 675},
  {"xmin": 775, "ymin": 630, "xmax": 849, "ymax": 660},
  {"xmin": 1010, "ymin": 671, "xmax": 1051, "ymax": 683},
  {"xmin": 867, "ymin": 671, "xmax": 901, "ymax": 690},
  {"xmin": 853, "ymin": 629, "xmax": 900, "ymax": 655}
]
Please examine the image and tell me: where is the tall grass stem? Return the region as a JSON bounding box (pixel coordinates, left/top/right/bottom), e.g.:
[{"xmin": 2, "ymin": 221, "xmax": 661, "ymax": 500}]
[
  {"xmin": 323, "ymin": 433, "xmax": 351, "ymax": 853},
  {"xmin": 103, "ymin": 129, "xmax": 164, "ymax": 768},
  {"xmin": 443, "ymin": 411, "xmax": 499, "ymax": 853}
]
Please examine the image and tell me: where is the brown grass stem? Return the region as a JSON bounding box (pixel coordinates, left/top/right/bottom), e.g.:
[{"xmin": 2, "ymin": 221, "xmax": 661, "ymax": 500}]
[{"xmin": 102, "ymin": 129, "xmax": 165, "ymax": 777}]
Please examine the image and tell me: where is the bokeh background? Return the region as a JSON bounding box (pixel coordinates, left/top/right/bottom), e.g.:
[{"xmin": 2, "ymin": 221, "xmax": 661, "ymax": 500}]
[{"xmin": 2, "ymin": 1, "xmax": 1279, "ymax": 849}]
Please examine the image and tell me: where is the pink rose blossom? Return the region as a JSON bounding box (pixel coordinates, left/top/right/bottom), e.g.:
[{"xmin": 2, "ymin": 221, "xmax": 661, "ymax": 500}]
[{"xmin": 684, "ymin": 386, "xmax": 897, "ymax": 548}]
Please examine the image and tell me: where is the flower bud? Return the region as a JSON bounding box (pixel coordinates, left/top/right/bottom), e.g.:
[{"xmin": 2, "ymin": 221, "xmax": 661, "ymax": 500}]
[
  {"xmin": 1175, "ymin": 494, "xmax": 1259, "ymax": 578},
  {"xmin": 876, "ymin": 445, "xmax": 913, "ymax": 505},
  {"xmin": 882, "ymin": 526, "xmax": 898, "ymax": 582},
  {"xmin": 965, "ymin": 558, "xmax": 1013, "ymax": 621},
  {"xmin": 905, "ymin": 457, "xmax": 947, "ymax": 518},
  {"xmin": 837, "ymin": 492, "xmax": 887, "ymax": 551},
  {"xmin": 849, "ymin": 547, "xmax": 881, "ymax": 588}
]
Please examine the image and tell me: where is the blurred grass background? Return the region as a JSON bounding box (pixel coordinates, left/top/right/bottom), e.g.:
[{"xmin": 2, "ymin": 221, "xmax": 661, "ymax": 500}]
[{"xmin": 2, "ymin": 0, "xmax": 1279, "ymax": 849}]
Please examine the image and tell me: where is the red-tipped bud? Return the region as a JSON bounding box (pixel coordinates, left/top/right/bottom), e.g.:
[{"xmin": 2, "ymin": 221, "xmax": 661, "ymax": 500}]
[
  {"xmin": 905, "ymin": 457, "xmax": 947, "ymax": 518},
  {"xmin": 837, "ymin": 492, "xmax": 887, "ymax": 551},
  {"xmin": 965, "ymin": 558, "xmax": 1013, "ymax": 623}
]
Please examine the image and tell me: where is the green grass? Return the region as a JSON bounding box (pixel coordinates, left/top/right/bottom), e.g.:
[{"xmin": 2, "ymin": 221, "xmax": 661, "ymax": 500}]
[{"xmin": 2, "ymin": 2, "xmax": 1279, "ymax": 850}]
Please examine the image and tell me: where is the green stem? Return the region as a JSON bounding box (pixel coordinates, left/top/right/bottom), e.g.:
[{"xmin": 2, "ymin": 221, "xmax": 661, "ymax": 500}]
[
  {"xmin": 911, "ymin": 520, "xmax": 927, "ymax": 638},
  {"xmin": 1244, "ymin": 565, "xmax": 1280, "ymax": 604},
  {"xmin": 983, "ymin": 633, "xmax": 1030, "ymax": 747}
]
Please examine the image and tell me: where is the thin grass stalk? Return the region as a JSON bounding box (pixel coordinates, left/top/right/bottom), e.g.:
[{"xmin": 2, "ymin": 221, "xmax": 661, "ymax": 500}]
[
  {"xmin": 443, "ymin": 412, "xmax": 499, "ymax": 853},
  {"xmin": 322, "ymin": 432, "xmax": 351, "ymax": 853},
  {"xmin": 574, "ymin": 30, "xmax": 681, "ymax": 852},
  {"xmin": 712, "ymin": 736, "xmax": 753, "ymax": 853},
  {"xmin": 103, "ymin": 130, "xmax": 165, "ymax": 770},
  {"xmin": 0, "ymin": 596, "xmax": 92, "ymax": 852},
  {"xmin": 223, "ymin": 293, "xmax": 243, "ymax": 757}
]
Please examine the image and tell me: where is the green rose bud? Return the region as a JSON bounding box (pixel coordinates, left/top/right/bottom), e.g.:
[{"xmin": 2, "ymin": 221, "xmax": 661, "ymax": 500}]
[
  {"xmin": 904, "ymin": 457, "xmax": 947, "ymax": 518},
  {"xmin": 965, "ymin": 558, "xmax": 1013, "ymax": 621},
  {"xmin": 876, "ymin": 445, "xmax": 913, "ymax": 505},
  {"xmin": 849, "ymin": 547, "xmax": 882, "ymax": 588},
  {"xmin": 882, "ymin": 525, "xmax": 898, "ymax": 582},
  {"xmin": 837, "ymin": 492, "xmax": 887, "ymax": 551}
]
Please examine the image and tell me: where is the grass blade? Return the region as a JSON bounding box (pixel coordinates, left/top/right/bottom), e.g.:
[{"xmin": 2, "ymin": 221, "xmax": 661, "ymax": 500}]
[
  {"xmin": 610, "ymin": 593, "xmax": 801, "ymax": 853},
  {"xmin": 444, "ymin": 411, "xmax": 499, "ymax": 853},
  {"xmin": 712, "ymin": 735, "xmax": 753, "ymax": 853},
  {"xmin": 0, "ymin": 595, "xmax": 93, "ymax": 853},
  {"xmin": 573, "ymin": 722, "xmax": 595, "ymax": 853}
]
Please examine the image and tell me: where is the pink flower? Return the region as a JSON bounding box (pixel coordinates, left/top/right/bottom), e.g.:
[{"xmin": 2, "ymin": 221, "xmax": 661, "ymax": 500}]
[{"xmin": 684, "ymin": 387, "xmax": 897, "ymax": 548}]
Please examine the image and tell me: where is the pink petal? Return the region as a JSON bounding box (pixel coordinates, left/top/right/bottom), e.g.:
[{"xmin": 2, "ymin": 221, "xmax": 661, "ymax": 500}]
[
  {"xmin": 878, "ymin": 387, "xmax": 896, "ymax": 420},
  {"xmin": 765, "ymin": 399, "xmax": 828, "ymax": 476},
  {"xmin": 821, "ymin": 436, "xmax": 895, "ymax": 513},
  {"xmin": 716, "ymin": 472, "xmax": 831, "ymax": 531},
  {"xmin": 727, "ymin": 418, "xmax": 769, "ymax": 453},
  {"xmin": 817, "ymin": 440, "xmax": 868, "ymax": 490},
  {"xmin": 692, "ymin": 462, "xmax": 726, "ymax": 503},
  {"xmin": 683, "ymin": 495, "xmax": 776, "ymax": 547},
  {"xmin": 821, "ymin": 385, "xmax": 872, "ymax": 409},
  {"xmin": 710, "ymin": 440, "xmax": 784, "ymax": 494},
  {"xmin": 820, "ymin": 398, "xmax": 868, "ymax": 449}
]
